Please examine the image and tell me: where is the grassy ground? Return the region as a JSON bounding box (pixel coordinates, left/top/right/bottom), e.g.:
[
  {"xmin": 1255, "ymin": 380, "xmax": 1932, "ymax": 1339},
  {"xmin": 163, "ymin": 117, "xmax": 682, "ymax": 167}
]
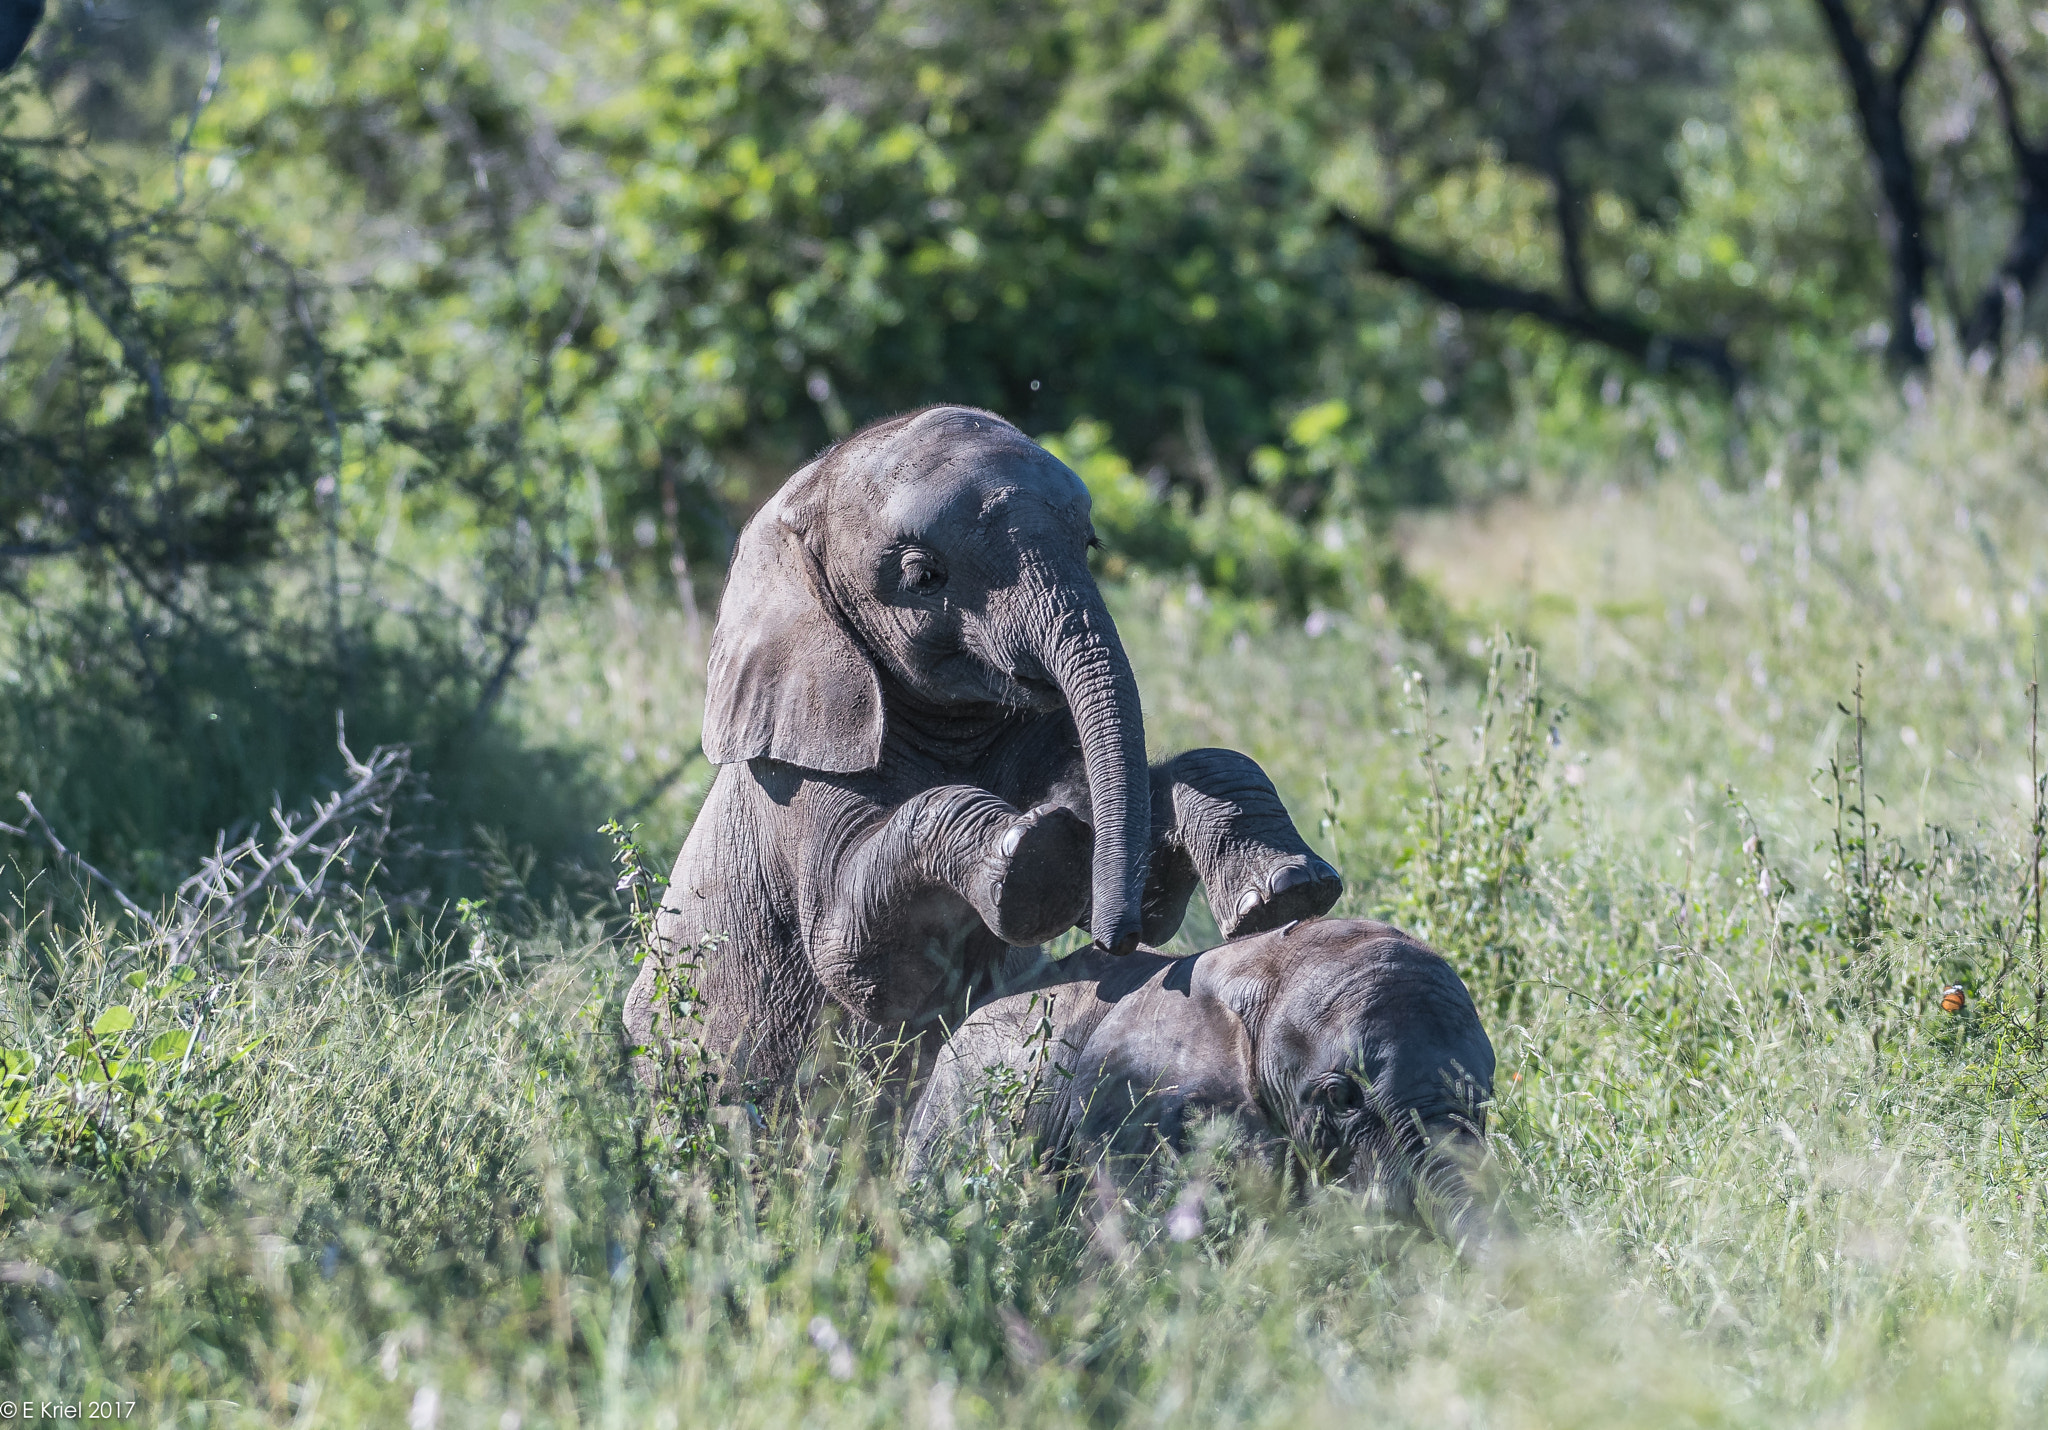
[{"xmin": 7, "ymin": 377, "xmax": 2048, "ymax": 1425}]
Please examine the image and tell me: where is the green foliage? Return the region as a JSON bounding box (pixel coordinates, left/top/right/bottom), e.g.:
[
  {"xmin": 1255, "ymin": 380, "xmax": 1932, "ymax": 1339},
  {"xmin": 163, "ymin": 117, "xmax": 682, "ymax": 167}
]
[
  {"xmin": 0, "ymin": 959, "xmax": 248, "ymax": 1201},
  {"xmin": 0, "ymin": 65, "xmax": 611, "ymax": 909},
  {"xmin": 604, "ymin": 816, "xmax": 720, "ymax": 1166},
  {"xmin": 12, "ymin": 6, "xmax": 2048, "ymax": 1419},
  {"xmin": 190, "ymin": 0, "xmax": 1385, "ymax": 557},
  {"xmin": 1042, "ymin": 418, "xmax": 1349, "ymax": 617},
  {"xmin": 0, "ymin": 109, "xmax": 330, "ymax": 576},
  {"xmin": 8, "ymin": 500, "xmax": 2048, "ymax": 1418},
  {"xmin": 142, "ymin": 0, "xmax": 1978, "ymax": 601},
  {"xmin": 1393, "ymin": 640, "xmax": 1561, "ymax": 1016}
]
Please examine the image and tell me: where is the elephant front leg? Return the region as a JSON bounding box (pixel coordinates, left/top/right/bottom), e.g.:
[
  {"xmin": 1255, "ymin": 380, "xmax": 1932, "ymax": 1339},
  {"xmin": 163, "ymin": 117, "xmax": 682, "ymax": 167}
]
[
  {"xmin": 809, "ymin": 785, "xmax": 1095, "ymax": 1025},
  {"xmin": 1144, "ymin": 749, "xmax": 1343, "ymax": 942}
]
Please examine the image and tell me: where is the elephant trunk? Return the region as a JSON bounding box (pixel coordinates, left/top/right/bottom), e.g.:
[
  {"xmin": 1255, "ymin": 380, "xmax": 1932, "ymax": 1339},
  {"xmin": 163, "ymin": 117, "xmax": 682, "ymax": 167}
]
[
  {"xmin": 1407, "ymin": 1119, "xmax": 1511, "ymax": 1260},
  {"xmin": 1356, "ymin": 1115, "xmax": 1509, "ymax": 1260},
  {"xmin": 1038, "ymin": 594, "xmax": 1149, "ymax": 953}
]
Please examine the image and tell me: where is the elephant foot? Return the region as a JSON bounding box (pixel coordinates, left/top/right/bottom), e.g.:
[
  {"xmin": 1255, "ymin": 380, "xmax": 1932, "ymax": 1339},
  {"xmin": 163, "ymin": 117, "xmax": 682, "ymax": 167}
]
[
  {"xmin": 1222, "ymin": 856, "xmax": 1343, "ymax": 939},
  {"xmin": 1139, "ymin": 840, "xmax": 1200, "ymax": 948},
  {"xmin": 979, "ymin": 804, "xmax": 1094, "ymax": 946}
]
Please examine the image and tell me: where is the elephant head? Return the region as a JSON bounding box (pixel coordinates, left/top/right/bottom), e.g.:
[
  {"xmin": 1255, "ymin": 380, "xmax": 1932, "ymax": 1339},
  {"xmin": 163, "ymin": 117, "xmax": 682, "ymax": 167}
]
[
  {"xmin": 1048, "ymin": 921, "xmax": 1502, "ymax": 1248},
  {"xmin": 1216, "ymin": 922, "xmax": 1502, "ymax": 1247},
  {"xmin": 701, "ymin": 405, "xmax": 1150, "ymax": 953}
]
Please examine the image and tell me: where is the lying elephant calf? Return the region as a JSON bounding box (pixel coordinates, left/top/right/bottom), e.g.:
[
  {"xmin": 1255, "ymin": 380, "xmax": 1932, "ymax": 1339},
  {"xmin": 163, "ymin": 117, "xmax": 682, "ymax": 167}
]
[{"xmin": 906, "ymin": 917, "xmax": 1504, "ymax": 1249}]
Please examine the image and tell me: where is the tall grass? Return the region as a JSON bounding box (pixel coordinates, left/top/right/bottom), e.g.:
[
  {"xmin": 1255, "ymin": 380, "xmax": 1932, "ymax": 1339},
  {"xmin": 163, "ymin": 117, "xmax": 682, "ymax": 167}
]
[{"xmin": 7, "ymin": 376, "xmax": 2048, "ymax": 1425}]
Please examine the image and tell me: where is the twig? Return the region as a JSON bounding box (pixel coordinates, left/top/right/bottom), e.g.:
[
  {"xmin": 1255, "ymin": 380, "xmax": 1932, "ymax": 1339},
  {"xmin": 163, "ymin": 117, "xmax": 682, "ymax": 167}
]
[
  {"xmin": 172, "ymin": 18, "xmax": 225, "ymax": 207},
  {"xmin": 6, "ymin": 717, "xmax": 415, "ymax": 961},
  {"xmin": 1958, "ymin": 0, "xmax": 2031, "ymax": 165},
  {"xmin": 11, "ymin": 792, "xmax": 163, "ymax": 933},
  {"xmin": 164, "ymin": 716, "xmax": 410, "ymax": 960},
  {"xmin": 2032, "ymin": 663, "xmax": 2043, "ymax": 1015}
]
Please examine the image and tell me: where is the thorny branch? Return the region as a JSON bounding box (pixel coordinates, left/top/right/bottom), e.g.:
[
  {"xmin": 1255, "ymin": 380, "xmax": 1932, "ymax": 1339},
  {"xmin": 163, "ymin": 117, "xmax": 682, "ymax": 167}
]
[
  {"xmin": 11, "ymin": 792, "xmax": 163, "ymax": 930},
  {"xmin": 5, "ymin": 718, "xmax": 417, "ymax": 961}
]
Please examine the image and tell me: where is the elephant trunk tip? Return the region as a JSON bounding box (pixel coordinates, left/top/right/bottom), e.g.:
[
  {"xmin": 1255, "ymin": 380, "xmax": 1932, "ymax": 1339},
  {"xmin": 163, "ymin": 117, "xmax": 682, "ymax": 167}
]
[
  {"xmin": 1094, "ymin": 926, "xmax": 1141, "ymax": 957},
  {"xmin": 1413, "ymin": 1134, "xmax": 1516, "ymax": 1264}
]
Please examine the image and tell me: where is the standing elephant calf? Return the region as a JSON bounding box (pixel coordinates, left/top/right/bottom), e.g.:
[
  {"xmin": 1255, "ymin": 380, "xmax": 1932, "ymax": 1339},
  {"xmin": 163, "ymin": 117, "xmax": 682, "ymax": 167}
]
[
  {"xmin": 906, "ymin": 918, "xmax": 1502, "ymax": 1249},
  {"xmin": 625, "ymin": 405, "xmax": 1340, "ymax": 1091}
]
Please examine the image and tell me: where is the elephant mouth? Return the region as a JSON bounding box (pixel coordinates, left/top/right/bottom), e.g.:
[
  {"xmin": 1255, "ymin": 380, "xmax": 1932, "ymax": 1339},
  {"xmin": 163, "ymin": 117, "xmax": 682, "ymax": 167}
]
[
  {"xmin": 993, "ymin": 666, "xmax": 1065, "ymax": 711},
  {"xmin": 1332, "ymin": 1110, "xmax": 1502, "ymax": 1251}
]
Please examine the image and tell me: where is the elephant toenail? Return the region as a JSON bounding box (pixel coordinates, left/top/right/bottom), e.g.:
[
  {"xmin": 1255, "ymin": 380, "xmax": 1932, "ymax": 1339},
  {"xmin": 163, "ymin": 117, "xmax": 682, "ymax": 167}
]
[
  {"xmin": 1001, "ymin": 823, "xmax": 1028, "ymax": 857},
  {"xmin": 1269, "ymin": 863, "xmax": 1314, "ymax": 896},
  {"xmin": 1236, "ymin": 888, "xmax": 1265, "ymax": 920},
  {"xmin": 1310, "ymin": 857, "xmax": 1338, "ymax": 881}
]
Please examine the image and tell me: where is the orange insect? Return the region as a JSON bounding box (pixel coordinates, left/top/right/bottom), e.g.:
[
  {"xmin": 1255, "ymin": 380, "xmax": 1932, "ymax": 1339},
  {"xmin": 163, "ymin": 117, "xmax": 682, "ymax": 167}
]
[{"xmin": 1940, "ymin": 984, "xmax": 1967, "ymax": 1013}]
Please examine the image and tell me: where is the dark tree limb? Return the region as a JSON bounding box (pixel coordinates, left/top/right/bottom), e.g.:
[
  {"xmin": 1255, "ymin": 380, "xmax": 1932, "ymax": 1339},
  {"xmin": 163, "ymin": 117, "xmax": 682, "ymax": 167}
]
[
  {"xmin": 1960, "ymin": 0, "xmax": 2028, "ymax": 157},
  {"xmin": 0, "ymin": 0, "xmax": 42, "ymax": 73},
  {"xmin": 622, "ymin": 742, "xmax": 706, "ymax": 820},
  {"xmin": 1813, "ymin": 0, "xmax": 1942, "ymax": 370},
  {"xmin": 1543, "ymin": 133, "xmax": 1596, "ymax": 315},
  {"xmin": 1328, "ymin": 209, "xmax": 1739, "ymax": 390},
  {"xmin": 1891, "ymin": 0, "xmax": 1942, "ymax": 86},
  {"xmin": 1957, "ymin": 0, "xmax": 2048, "ymax": 358}
]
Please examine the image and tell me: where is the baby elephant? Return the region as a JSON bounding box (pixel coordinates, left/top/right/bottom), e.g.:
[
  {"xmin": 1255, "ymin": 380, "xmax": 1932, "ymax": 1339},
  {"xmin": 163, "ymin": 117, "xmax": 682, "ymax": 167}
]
[{"xmin": 906, "ymin": 918, "xmax": 1503, "ymax": 1249}]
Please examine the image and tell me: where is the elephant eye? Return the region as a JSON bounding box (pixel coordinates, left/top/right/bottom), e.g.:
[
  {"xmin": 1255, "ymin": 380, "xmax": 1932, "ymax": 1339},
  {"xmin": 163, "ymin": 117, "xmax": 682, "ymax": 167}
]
[
  {"xmin": 1308, "ymin": 1075, "xmax": 1366, "ymax": 1114},
  {"xmin": 899, "ymin": 551, "xmax": 947, "ymax": 593}
]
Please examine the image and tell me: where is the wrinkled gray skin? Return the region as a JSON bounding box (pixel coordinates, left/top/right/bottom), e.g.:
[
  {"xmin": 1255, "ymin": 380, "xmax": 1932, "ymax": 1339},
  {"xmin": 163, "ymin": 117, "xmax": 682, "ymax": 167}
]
[
  {"xmin": 906, "ymin": 918, "xmax": 1502, "ymax": 1250},
  {"xmin": 625, "ymin": 406, "xmax": 1340, "ymax": 1091}
]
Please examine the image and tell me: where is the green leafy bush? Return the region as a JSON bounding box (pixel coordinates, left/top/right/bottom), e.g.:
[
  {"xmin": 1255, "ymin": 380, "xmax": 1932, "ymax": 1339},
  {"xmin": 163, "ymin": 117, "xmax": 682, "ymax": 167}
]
[{"xmin": 0, "ymin": 75, "xmax": 609, "ymax": 911}]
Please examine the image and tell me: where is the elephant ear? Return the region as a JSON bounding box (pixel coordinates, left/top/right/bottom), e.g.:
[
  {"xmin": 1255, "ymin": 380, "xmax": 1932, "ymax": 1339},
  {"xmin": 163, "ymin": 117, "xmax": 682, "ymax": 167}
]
[
  {"xmin": 1067, "ymin": 960, "xmax": 1263, "ymax": 1162},
  {"xmin": 701, "ymin": 466, "xmax": 884, "ymax": 774}
]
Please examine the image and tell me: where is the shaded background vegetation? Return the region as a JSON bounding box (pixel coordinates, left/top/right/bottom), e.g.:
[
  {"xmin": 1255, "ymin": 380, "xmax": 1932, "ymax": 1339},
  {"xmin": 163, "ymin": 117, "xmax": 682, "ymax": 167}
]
[{"xmin": 9, "ymin": 0, "xmax": 2048, "ymax": 904}]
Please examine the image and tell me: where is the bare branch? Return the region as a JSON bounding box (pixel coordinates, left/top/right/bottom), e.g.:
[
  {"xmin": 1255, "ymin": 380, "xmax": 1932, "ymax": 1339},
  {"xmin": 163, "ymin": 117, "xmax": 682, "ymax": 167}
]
[
  {"xmin": 1811, "ymin": 0, "xmax": 1938, "ymax": 369},
  {"xmin": 1545, "ymin": 145, "xmax": 1595, "ymax": 316},
  {"xmin": 1958, "ymin": 0, "xmax": 2037, "ymax": 164},
  {"xmin": 11, "ymin": 792, "xmax": 163, "ymax": 933},
  {"xmin": 0, "ymin": 539, "xmax": 87, "ymax": 559},
  {"xmin": 164, "ymin": 716, "xmax": 412, "ymax": 960},
  {"xmin": 1956, "ymin": 0, "xmax": 2048, "ymax": 357},
  {"xmin": 7, "ymin": 718, "xmax": 417, "ymax": 959},
  {"xmin": 1892, "ymin": 0, "xmax": 1944, "ymax": 89},
  {"xmin": 622, "ymin": 741, "xmax": 705, "ymax": 820},
  {"xmin": 172, "ymin": 17, "xmax": 225, "ymax": 206}
]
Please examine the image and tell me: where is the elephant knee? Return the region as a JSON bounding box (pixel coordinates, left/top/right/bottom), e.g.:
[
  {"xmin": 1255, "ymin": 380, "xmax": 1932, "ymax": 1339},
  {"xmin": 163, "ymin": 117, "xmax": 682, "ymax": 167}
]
[
  {"xmin": 1159, "ymin": 748, "xmax": 1285, "ymax": 811},
  {"xmin": 810, "ymin": 918, "xmax": 890, "ymax": 1023},
  {"xmin": 623, "ymin": 964, "xmax": 659, "ymax": 1062}
]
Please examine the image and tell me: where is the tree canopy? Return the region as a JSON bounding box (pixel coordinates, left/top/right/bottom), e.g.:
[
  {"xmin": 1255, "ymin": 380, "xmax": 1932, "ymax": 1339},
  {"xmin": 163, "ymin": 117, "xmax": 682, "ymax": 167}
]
[{"xmin": 6, "ymin": 0, "xmax": 2048, "ymax": 892}]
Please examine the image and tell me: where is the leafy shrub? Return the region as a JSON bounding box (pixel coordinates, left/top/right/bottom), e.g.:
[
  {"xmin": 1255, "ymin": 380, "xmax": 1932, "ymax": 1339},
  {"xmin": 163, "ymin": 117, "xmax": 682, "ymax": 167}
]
[
  {"xmin": 0, "ymin": 960, "xmax": 248, "ymax": 1205},
  {"xmin": 0, "ymin": 79, "xmax": 609, "ymax": 912},
  {"xmin": 1042, "ymin": 418, "xmax": 1350, "ymax": 618}
]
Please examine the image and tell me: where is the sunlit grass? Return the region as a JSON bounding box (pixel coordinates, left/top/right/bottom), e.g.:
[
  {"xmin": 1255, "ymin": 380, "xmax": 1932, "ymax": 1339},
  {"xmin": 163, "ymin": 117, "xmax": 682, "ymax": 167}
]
[{"xmin": 7, "ymin": 377, "xmax": 2048, "ymax": 1424}]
